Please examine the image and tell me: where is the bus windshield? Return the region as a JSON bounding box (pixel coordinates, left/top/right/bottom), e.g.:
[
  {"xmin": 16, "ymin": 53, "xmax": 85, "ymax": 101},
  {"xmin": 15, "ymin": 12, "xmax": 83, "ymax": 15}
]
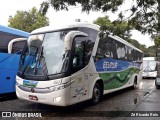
[
  {"xmin": 19, "ymin": 30, "xmax": 72, "ymax": 79},
  {"xmin": 143, "ymin": 60, "xmax": 157, "ymax": 72},
  {"xmin": 43, "ymin": 31, "xmax": 69, "ymax": 75}
]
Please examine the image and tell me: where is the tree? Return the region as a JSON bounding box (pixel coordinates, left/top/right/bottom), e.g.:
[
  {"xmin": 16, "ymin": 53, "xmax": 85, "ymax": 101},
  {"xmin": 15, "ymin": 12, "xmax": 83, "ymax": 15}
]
[
  {"xmin": 154, "ymin": 36, "xmax": 160, "ymax": 48},
  {"xmin": 128, "ymin": 39, "xmax": 141, "ymax": 49},
  {"xmin": 39, "ymin": 1, "xmax": 49, "ymax": 16},
  {"xmin": 140, "ymin": 44, "xmax": 147, "ymax": 52},
  {"xmin": 94, "ymin": 16, "xmax": 132, "ymax": 40},
  {"xmin": 145, "ymin": 45, "xmax": 156, "ymax": 57},
  {"xmin": 8, "ymin": 7, "xmax": 49, "ymax": 32},
  {"xmin": 40, "ymin": 0, "xmax": 160, "ymax": 35}
]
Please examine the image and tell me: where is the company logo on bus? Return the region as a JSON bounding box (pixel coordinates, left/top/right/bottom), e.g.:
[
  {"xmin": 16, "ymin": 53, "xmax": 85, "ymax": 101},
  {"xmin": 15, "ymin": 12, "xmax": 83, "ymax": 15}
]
[
  {"xmin": 23, "ymin": 80, "xmax": 38, "ymax": 88},
  {"xmin": 95, "ymin": 58, "xmax": 138, "ymax": 72}
]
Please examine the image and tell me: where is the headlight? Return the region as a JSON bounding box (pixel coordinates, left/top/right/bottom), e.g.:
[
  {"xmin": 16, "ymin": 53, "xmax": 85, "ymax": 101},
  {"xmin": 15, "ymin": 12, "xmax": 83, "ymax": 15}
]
[
  {"xmin": 16, "ymin": 76, "xmax": 23, "ymax": 86},
  {"xmin": 16, "ymin": 76, "xmax": 22, "ymax": 81},
  {"xmin": 16, "ymin": 82, "xmax": 21, "ymax": 86}
]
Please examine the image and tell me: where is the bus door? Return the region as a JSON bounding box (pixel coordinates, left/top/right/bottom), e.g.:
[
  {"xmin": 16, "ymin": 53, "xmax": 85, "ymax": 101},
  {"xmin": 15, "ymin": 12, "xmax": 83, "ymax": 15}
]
[{"xmin": 70, "ymin": 36, "xmax": 89, "ymax": 103}]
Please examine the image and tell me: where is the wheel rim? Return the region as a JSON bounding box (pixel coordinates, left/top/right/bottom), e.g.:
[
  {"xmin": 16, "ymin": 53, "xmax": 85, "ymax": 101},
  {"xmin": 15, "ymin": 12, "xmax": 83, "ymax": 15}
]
[{"xmin": 93, "ymin": 86, "xmax": 101, "ymax": 103}]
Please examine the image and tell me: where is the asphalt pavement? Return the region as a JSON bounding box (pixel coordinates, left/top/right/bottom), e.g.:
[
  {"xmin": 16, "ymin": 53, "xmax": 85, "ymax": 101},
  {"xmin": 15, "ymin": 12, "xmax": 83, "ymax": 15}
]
[{"xmin": 123, "ymin": 86, "xmax": 160, "ymax": 120}]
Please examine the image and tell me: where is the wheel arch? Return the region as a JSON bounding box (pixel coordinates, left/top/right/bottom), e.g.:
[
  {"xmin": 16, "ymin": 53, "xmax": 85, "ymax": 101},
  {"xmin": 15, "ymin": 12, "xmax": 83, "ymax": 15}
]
[
  {"xmin": 134, "ymin": 75, "xmax": 138, "ymax": 84},
  {"xmin": 90, "ymin": 79, "xmax": 104, "ymax": 98}
]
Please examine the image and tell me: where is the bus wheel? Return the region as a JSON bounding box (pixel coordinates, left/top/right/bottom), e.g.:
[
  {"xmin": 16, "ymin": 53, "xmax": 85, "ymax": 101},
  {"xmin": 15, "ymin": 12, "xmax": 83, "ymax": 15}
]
[
  {"xmin": 156, "ymin": 84, "xmax": 160, "ymax": 89},
  {"xmin": 155, "ymin": 81, "xmax": 160, "ymax": 89},
  {"xmin": 131, "ymin": 77, "xmax": 137, "ymax": 90},
  {"xmin": 91, "ymin": 82, "xmax": 101, "ymax": 104}
]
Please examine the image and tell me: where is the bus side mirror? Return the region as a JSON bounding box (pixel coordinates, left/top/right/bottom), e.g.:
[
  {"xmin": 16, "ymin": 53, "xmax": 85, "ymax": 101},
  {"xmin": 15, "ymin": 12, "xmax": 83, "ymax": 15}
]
[
  {"xmin": 71, "ymin": 35, "xmax": 88, "ymax": 73},
  {"xmin": 8, "ymin": 38, "xmax": 27, "ymax": 54},
  {"xmin": 64, "ymin": 31, "xmax": 88, "ymax": 51},
  {"xmin": 28, "ymin": 37, "xmax": 42, "ymax": 55}
]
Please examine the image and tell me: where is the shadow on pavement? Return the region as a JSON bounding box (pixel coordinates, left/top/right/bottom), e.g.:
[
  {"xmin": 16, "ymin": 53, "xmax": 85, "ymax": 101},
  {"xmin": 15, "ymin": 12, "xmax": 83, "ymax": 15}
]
[{"xmin": 0, "ymin": 93, "xmax": 17, "ymax": 102}]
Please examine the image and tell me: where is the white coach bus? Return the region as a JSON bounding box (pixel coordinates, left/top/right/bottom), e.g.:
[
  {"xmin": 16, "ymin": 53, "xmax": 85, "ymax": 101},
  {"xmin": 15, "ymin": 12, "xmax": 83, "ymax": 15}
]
[
  {"xmin": 16, "ymin": 23, "xmax": 143, "ymax": 106},
  {"xmin": 143, "ymin": 57, "xmax": 157, "ymax": 78}
]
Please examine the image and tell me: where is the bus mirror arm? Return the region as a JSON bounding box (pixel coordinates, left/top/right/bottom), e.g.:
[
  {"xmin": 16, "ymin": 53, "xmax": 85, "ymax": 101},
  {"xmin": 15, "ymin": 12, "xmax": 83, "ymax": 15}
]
[{"xmin": 105, "ymin": 53, "xmax": 110, "ymax": 58}]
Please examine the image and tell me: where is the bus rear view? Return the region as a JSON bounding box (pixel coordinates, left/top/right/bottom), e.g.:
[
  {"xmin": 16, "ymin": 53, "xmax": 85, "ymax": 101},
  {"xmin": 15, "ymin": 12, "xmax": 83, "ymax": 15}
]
[{"xmin": 143, "ymin": 57, "xmax": 157, "ymax": 78}]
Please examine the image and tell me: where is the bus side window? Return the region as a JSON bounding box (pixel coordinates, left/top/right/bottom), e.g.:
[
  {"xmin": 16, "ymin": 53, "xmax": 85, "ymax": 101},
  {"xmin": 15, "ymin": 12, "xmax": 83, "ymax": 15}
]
[
  {"xmin": 11, "ymin": 41, "xmax": 27, "ymax": 54},
  {"xmin": 0, "ymin": 31, "xmax": 24, "ymax": 53},
  {"xmin": 72, "ymin": 36, "xmax": 86, "ymax": 72},
  {"xmin": 95, "ymin": 35, "xmax": 110, "ymax": 61}
]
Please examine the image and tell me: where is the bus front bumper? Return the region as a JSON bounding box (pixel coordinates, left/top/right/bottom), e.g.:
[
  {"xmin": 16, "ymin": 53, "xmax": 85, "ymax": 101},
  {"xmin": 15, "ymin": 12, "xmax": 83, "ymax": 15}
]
[
  {"xmin": 16, "ymin": 85, "xmax": 70, "ymax": 106},
  {"xmin": 143, "ymin": 71, "xmax": 157, "ymax": 78}
]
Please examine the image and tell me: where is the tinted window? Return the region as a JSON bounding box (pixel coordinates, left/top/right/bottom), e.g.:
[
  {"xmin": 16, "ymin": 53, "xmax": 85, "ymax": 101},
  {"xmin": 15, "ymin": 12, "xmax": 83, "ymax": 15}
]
[
  {"xmin": 78, "ymin": 27, "xmax": 98, "ymax": 42},
  {"xmin": 72, "ymin": 37, "xmax": 85, "ymax": 69},
  {"xmin": 78, "ymin": 27, "xmax": 99, "ymax": 65},
  {"xmin": 110, "ymin": 38, "xmax": 118, "ymax": 59},
  {"xmin": 95, "ymin": 35, "xmax": 110, "ymax": 61},
  {"xmin": 0, "ymin": 31, "xmax": 23, "ymax": 53},
  {"xmin": 12, "ymin": 40, "xmax": 27, "ymax": 54},
  {"xmin": 95, "ymin": 34, "xmax": 143, "ymax": 62}
]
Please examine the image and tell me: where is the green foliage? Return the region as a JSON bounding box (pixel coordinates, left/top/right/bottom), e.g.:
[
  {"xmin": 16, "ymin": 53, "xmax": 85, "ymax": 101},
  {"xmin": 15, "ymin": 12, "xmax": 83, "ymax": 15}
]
[
  {"xmin": 144, "ymin": 45, "xmax": 156, "ymax": 57},
  {"xmin": 42, "ymin": 0, "xmax": 123, "ymax": 13},
  {"xmin": 154, "ymin": 36, "xmax": 160, "ymax": 48},
  {"xmin": 127, "ymin": 39, "xmax": 149, "ymax": 55},
  {"xmin": 41, "ymin": 0, "xmax": 160, "ymax": 35},
  {"xmin": 39, "ymin": 1, "xmax": 49, "ymax": 16},
  {"xmin": 140, "ymin": 44, "xmax": 147, "ymax": 53},
  {"xmin": 128, "ymin": 39, "xmax": 141, "ymax": 49},
  {"xmin": 8, "ymin": 7, "xmax": 49, "ymax": 32},
  {"xmin": 94, "ymin": 16, "xmax": 132, "ymax": 40}
]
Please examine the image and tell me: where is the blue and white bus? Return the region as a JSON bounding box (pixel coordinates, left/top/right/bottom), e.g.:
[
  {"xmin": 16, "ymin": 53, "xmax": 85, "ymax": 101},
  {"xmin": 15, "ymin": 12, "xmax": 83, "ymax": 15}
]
[
  {"xmin": 16, "ymin": 23, "xmax": 143, "ymax": 106},
  {"xmin": 0, "ymin": 25, "xmax": 29, "ymax": 95}
]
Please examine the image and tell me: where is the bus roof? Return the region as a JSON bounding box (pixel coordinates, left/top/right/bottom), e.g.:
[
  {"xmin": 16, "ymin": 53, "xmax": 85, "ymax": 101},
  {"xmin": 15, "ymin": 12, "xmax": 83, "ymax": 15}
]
[
  {"xmin": 31, "ymin": 22, "xmax": 100, "ymax": 34},
  {"xmin": 0, "ymin": 25, "xmax": 29, "ymax": 37},
  {"xmin": 143, "ymin": 57, "xmax": 156, "ymax": 61}
]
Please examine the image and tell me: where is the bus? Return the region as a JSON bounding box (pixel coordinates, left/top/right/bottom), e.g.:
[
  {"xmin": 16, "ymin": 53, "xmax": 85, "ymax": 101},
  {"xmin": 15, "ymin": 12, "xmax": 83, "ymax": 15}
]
[
  {"xmin": 16, "ymin": 23, "xmax": 143, "ymax": 106},
  {"xmin": 142, "ymin": 57, "xmax": 157, "ymax": 78},
  {"xmin": 0, "ymin": 25, "xmax": 29, "ymax": 95}
]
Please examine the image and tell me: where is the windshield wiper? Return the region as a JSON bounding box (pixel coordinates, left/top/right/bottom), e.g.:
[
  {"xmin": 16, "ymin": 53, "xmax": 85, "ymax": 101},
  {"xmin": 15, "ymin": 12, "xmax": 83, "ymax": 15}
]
[
  {"xmin": 41, "ymin": 57, "xmax": 48, "ymax": 79},
  {"xmin": 21, "ymin": 47, "xmax": 39, "ymax": 77},
  {"xmin": 34, "ymin": 46, "xmax": 48, "ymax": 79}
]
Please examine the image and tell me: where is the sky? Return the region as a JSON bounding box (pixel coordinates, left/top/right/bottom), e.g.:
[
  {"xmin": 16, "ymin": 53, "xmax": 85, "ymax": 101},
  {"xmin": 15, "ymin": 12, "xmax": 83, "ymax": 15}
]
[{"xmin": 0, "ymin": 0, "xmax": 154, "ymax": 47}]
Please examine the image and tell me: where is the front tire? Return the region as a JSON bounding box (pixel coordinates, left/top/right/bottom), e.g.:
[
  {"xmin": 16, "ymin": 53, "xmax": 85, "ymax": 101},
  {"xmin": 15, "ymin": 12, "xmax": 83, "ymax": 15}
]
[
  {"xmin": 156, "ymin": 84, "xmax": 160, "ymax": 89},
  {"xmin": 131, "ymin": 77, "xmax": 137, "ymax": 90},
  {"xmin": 155, "ymin": 81, "xmax": 160, "ymax": 89},
  {"xmin": 91, "ymin": 82, "xmax": 102, "ymax": 104}
]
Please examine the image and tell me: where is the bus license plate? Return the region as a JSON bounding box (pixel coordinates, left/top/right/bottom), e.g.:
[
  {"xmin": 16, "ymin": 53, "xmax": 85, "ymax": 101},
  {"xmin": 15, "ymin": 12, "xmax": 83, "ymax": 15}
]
[{"xmin": 29, "ymin": 95, "xmax": 38, "ymax": 101}]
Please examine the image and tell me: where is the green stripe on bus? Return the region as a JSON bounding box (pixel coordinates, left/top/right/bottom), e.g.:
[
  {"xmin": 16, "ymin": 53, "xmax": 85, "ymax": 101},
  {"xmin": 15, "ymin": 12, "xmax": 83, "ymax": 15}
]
[{"xmin": 99, "ymin": 67, "xmax": 140, "ymax": 90}]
